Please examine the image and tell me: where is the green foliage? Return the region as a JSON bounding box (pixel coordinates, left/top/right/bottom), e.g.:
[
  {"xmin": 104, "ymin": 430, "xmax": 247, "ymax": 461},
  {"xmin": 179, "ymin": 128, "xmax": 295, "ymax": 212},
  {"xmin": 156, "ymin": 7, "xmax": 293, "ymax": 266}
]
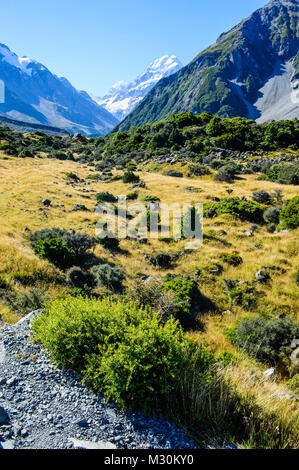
[
  {"xmin": 148, "ymin": 253, "xmax": 172, "ymax": 269},
  {"xmin": 34, "ymin": 238, "xmax": 76, "ymax": 270},
  {"xmin": 263, "ymin": 207, "xmax": 281, "ymax": 225},
  {"xmin": 122, "ymin": 171, "xmax": 140, "ymax": 184},
  {"xmin": 164, "ymin": 169, "xmax": 183, "ymax": 178},
  {"xmin": 32, "ymin": 296, "xmax": 209, "ymax": 409},
  {"xmin": 206, "ymin": 198, "xmax": 264, "ymax": 223},
  {"xmin": 1, "ymin": 287, "xmax": 48, "ymax": 316},
  {"xmin": 280, "ymin": 196, "xmax": 299, "ymax": 229},
  {"xmin": 97, "ymin": 231, "xmax": 120, "ymax": 251},
  {"xmin": 66, "ymin": 267, "xmax": 94, "ymax": 289},
  {"xmin": 162, "ymin": 278, "xmax": 201, "ymax": 315},
  {"xmin": 287, "ymin": 374, "xmax": 299, "ymax": 395},
  {"xmin": 91, "ymin": 264, "xmax": 125, "ymax": 292},
  {"xmin": 229, "ymin": 317, "xmax": 299, "ymax": 366},
  {"xmin": 219, "ymin": 252, "xmax": 243, "ymax": 266},
  {"xmin": 96, "ymin": 192, "xmax": 117, "ymax": 204},
  {"xmin": 252, "ymin": 190, "xmax": 272, "ymax": 205},
  {"xmin": 295, "ymin": 268, "xmax": 299, "ymax": 287}
]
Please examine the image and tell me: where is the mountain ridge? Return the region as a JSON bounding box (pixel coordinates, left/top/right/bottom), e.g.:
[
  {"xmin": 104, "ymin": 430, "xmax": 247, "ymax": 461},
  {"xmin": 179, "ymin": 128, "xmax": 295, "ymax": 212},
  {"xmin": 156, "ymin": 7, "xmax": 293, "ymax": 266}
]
[
  {"xmin": 114, "ymin": 0, "xmax": 299, "ymax": 132},
  {"xmin": 0, "ymin": 44, "xmax": 118, "ymax": 136},
  {"xmin": 95, "ymin": 55, "xmax": 182, "ymax": 121}
]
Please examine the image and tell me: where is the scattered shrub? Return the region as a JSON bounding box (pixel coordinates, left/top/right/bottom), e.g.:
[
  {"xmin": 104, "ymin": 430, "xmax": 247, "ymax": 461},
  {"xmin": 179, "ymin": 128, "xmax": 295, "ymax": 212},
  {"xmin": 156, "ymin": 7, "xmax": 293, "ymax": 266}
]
[
  {"xmin": 219, "ymin": 253, "xmax": 243, "ymax": 266},
  {"xmin": 148, "ymin": 253, "xmax": 172, "ymax": 269},
  {"xmin": 66, "ymin": 267, "xmax": 94, "ymax": 288},
  {"xmin": 96, "ymin": 192, "xmax": 117, "ymax": 204},
  {"xmin": 91, "ymin": 264, "xmax": 125, "ymax": 292},
  {"xmin": 207, "ymin": 198, "xmax": 264, "ymax": 223},
  {"xmin": 122, "ymin": 171, "xmax": 140, "ymax": 183},
  {"xmin": 263, "ymin": 207, "xmax": 281, "ymax": 225},
  {"xmin": 164, "ymin": 169, "xmax": 183, "ymax": 178},
  {"xmin": 97, "ymin": 231, "xmax": 120, "ymax": 251},
  {"xmin": 280, "ymin": 196, "xmax": 299, "ymax": 229},
  {"xmin": 34, "ymin": 238, "xmax": 76, "ymax": 270},
  {"xmin": 252, "ymin": 190, "xmax": 272, "ymax": 205},
  {"xmin": 229, "ymin": 317, "xmax": 299, "ymax": 366}
]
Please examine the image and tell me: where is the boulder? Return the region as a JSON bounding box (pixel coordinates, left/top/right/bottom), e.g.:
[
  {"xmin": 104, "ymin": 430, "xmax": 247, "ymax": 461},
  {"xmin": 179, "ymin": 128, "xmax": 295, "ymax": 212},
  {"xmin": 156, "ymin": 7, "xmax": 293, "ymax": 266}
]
[
  {"xmin": 0, "ymin": 407, "xmax": 10, "ymax": 426},
  {"xmin": 42, "ymin": 199, "xmax": 51, "ymax": 207}
]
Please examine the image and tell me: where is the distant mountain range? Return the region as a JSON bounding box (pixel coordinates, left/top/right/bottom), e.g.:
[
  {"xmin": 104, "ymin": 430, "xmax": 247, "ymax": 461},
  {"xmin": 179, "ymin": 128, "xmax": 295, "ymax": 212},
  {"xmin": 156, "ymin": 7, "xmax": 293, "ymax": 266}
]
[
  {"xmin": 94, "ymin": 55, "xmax": 183, "ymax": 121},
  {"xmin": 0, "ymin": 44, "xmax": 118, "ymax": 136},
  {"xmin": 115, "ymin": 0, "xmax": 299, "ymax": 132}
]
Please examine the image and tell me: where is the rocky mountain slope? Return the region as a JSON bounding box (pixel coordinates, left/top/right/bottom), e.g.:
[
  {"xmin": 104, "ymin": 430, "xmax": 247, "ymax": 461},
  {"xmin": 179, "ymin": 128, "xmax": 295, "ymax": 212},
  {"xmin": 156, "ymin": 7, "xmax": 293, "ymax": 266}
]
[
  {"xmin": 95, "ymin": 55, "xmax": 182, "ymax": 121},
  {"xmin": 115, "ymin": 0, "xmax": 299, "ymax": 132},
  {"xmin": 0, "ymin": 44, "xmax": 118, "ymax": 136}
]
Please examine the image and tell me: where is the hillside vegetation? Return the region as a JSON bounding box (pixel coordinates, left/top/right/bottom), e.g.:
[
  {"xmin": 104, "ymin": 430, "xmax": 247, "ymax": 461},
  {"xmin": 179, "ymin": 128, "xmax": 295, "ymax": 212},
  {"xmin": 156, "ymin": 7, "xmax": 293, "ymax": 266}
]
[{"xmin": 0, "ymin": 112, "xmax": 298, "ymax": 448}]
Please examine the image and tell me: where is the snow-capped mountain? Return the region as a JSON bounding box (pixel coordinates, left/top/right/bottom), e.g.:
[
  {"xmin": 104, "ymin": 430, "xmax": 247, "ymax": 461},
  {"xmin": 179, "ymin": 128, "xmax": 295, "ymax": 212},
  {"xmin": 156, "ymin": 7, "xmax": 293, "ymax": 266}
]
[
  {"xmin": 96, "ymin": 55, "xmax": 183, "ymax": 121},
  {"xmin": 0, "ymin": 44, "xmax": 118, "ymax": 135},
  {"xmin": 115, "ymin": 0, "xmax": 299, "ymax": 132}
]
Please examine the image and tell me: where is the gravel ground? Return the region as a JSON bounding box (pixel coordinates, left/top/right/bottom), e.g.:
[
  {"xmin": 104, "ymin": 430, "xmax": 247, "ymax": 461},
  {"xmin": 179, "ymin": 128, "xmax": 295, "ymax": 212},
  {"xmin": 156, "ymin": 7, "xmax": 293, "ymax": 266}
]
[{"xmin": 0, "ymin": 311, "xmax": 198, "ymax": 450}]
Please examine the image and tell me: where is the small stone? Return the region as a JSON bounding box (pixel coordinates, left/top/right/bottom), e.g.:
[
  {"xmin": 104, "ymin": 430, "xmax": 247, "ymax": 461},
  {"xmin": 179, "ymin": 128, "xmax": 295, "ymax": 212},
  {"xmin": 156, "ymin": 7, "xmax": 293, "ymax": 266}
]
[
  {"xmin": 263, "ymin": 368, "xmax": 275, "ymax": 379},
  {"xmin": 0, "ymin": 406, "xmax": 10, "ymax": 426},
  {"xmin": 6, "ymin": 377, "xmax": 18, "ymax": 387},
  {"xmin": 21, "ymin": 429, "xmax": 29, "ymax": 438},
  {"xmin": 75, "ymin": 418, "xmax": 88, "ymax": 428},
  {"xmin": 42, "ymin": 199, "xmax": 51, "ymax": 207}
]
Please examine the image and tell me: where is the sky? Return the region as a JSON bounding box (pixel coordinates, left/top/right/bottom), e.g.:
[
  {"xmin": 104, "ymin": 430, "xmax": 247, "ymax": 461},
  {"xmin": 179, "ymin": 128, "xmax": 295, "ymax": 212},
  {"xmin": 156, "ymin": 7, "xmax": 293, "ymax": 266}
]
[{"xmin": 1, "ymin": 0, "xmax": 266, "ymax": 97}]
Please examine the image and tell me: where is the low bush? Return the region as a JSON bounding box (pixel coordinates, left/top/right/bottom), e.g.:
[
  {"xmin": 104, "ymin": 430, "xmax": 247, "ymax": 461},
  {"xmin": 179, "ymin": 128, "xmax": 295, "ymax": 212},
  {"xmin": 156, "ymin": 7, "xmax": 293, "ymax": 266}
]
[
  {"xmin": 34, "ymin": 238, "xmax": 76, "ymax": 270},
  {"xmin": 66, "ymin": 267, "xmax": 94, "ymax": 289},
  {"xmin": 148, "ymin": 253, "xmax": 172, "ymax": 269},
  {"xmin": 122, "ymin": 171, "xmax": 140, "ymax": 183},
  {"xmin": 97, "ymin": 231, "xmax": 120, "ymax": 251},
  {"xmin": 263, "ymin": 207, "xmax": 281, "ymax": 225},
  {"xmin": 32, "ymin": 296, "xmax": 209, "ymax": 409},
  {"xmin": 164, "ymin": 169, "xmax": 183, "ymax": 178},
  {"xmin": 96, "ymin": 192, "xmax": 117, "ymax": 204},
  {"xmin": 206, "ymin": 198, "xmax": 264, "ymax": 223},
  {"xmin": 280, "ymin": 196, "xmax": 299, "ymax": 229},
  {"xmin": 252, "ymin": 190, "xmax": 272, "ymax": 205},
  {"xmin": 91, "ymin": 264, "xmax": 125, "ymax": 292},
  {"xmin": 219, "ymin": 252, "xmax": 243, "ymax": 266},
  {"xmin": 228, "ymin": 317, "xmax": 299, "ymax": 366}
]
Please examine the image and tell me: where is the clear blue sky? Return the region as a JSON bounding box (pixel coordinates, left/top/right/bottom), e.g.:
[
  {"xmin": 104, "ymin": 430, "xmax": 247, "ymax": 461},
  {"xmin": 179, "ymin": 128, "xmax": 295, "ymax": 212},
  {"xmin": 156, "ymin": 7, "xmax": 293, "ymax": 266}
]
[{"xmin": 2, "ymin": 0, "xmax": 266, "ymax": 96}]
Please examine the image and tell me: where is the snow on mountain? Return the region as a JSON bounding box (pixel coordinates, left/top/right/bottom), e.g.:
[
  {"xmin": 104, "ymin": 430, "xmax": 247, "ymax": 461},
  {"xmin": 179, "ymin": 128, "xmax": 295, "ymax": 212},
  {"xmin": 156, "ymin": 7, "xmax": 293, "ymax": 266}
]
[
  {"xmin": 0, "ymin": 44, "xmax": 118, "ymax": 135},
  {"xmin": 95, "ymin": 55, "xmax": 183, "ymax": 121}
]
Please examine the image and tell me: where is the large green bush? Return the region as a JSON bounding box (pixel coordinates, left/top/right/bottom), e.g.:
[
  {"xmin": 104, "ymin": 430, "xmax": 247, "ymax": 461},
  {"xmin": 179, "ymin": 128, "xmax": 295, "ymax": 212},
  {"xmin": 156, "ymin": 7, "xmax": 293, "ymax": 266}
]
[
  {"xmin": 206, "ymin": 198, "xmax": 264, "ymax": 223},
  {"xmin": 280, "ymin": 196, "xmax": 299, "ymax": 229},
  {"xmin": 228, "ymin": 317, "xmax": 299, "ymax": 366},
  {"xmin": 34, "ymin": 238, "xmax": 76, "ymax": 270},
  {"xmin": 32, "ymin": 296, "xmax": 211, "ymax": 409}
]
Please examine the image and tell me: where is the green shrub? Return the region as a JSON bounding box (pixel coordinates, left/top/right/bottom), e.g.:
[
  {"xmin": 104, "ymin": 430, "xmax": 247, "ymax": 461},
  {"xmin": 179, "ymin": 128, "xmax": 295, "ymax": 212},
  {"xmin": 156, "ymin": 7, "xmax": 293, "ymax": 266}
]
[
  {"xmin": 188, "ymin": 164, "xmax": 211, "ymax": 177},
  {"xmin": 0, "ymin": 276, "xmax": 9, "ymax": 289},
  {"xmin": 122, "ymin": 171, "xmax": 140, "ymax": 183},
  {"xmin": 229, "ymin": 317, "xmax": 299, "ymax": 366},
  {"xmin": 10, "ymin": 271, "xmax": 36, "ymax": 286},
  {"xmin": 66, "ymin": 267, "xmax": 94, "ymax": 289},
  {"xmin": 209, "ymin": 198, "xmax": 264, "ymax": 223},
  {"xmin": 34, "ymin": 238, "xmax": 76, "ymax": 270},
  {"xmin": 1, "ymin": 287, "xmax": 48, "ymax": 316},
  {"xmin": 219, "ymin": 252, "xmax": 243, "ymax": 266},
  {"xmin": 66, "ymin": 172, "xmax": 79, "ymax": 181},
  {"xmin": 140, "ymin": 195, "xmax": 160, "ymax": 202},
  {"xmin": 126, "ymin": 191, "xmax": 139, "ymax": 201},
  {"xmin": 252, "ymin": 190, "xmax": 272, "ymax": 205},
  {"xmin": 162, "ymin": 278, "xmax": 200, "ymax": 315},
  {"xmin": 164, "ymin": 169, "xmax": 183, "ymax": 178},
  {"xmin": 287, "ymin": 374, "xmax": 299, "ymax": 395},
  {"xmin": 91, "ymin": 264, "xmax": 125, "ymax": 292},
  {"xmin": 96, "ymin": 192, "xmax": 117, "ymax": 204},
  {"xmin": 32, "ymin": 296, "xmax": 208, "ymax": 409},
  {"xmin": 97, "ymin": 231, "xmax": 120, "ymax": 251},
  {"xmin": 280, "ymin": 196, "xmax": 299, "ymax": 229},
  {"xmin": 148, "ymin": 253, "xmax": 172, "ymax": 269},
  {"xmin": 295, "ymin": 268, "xmax": 299, "ymax": 287},
  {"xmin": 263, "ymin": 207, "xmax": 281, "ymax": 225},
  {"xmin": 228, "ymin": 285, "xmax": 257, "ymax": 310}
]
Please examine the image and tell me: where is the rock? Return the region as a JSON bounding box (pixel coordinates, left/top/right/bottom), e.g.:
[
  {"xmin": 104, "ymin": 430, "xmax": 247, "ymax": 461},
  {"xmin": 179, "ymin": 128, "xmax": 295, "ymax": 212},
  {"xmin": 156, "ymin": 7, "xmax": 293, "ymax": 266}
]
[
  {"xmin": 70, "ymin": 203, "xmax": 89, "ymax": 212},
  {"xmin": 270, "ymin": 392, "xmax": 294, "ymax": 400},
  {"xmin": 42, "ymin": 199, "xmax": 51, "ymax": 207},
  {"xmin": 244, "ymin": 231, "xmax": 253, "ymax": 237},
  {"xmin": 291, "ymin": 339, "xmax": 299, "ymax": 349},
  {"xmin": 69, "ymin": 438, "xmax": 117, "ymax": 450},
  {"xmin": 75, "ymin": 418, "xmax": 89, "ymax": 428},
  {"xmin": 255, "ymin": 269, "xmax": 270, "ymax": 283},
  {"xmin": 0, "ymin": 407, "xmax": 10, "ymax": 426},
  {"xmin": 290, "ymin": 347, "xmax": 299, "ymax": 365},
  {"xmin": 15, "ymin": 309, "xmax": 44, "ymax": 328},
  {"xmin": 0, "ymin": 440, "xmax": 14, "ymax": 449},
  {"xmin": 6, "ymin": 376, "xmax": 18, "ymax": 387},
  {"xmin": 263, "ymin": 368, "xmax": 276, "ymax": 379}
]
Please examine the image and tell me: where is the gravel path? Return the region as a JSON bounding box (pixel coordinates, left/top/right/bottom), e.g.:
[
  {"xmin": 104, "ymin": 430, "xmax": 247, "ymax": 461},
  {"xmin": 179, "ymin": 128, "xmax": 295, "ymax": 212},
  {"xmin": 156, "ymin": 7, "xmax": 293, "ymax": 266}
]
[{"xmin": 0, "ymin": 311, "xmax": 198, "ymax": 450}]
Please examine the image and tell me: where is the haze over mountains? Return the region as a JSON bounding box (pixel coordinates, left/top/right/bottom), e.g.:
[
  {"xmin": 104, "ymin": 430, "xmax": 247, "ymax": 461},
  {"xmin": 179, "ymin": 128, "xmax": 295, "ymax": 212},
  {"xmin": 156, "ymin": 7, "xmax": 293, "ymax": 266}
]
[
  {"xmin": 95, "ymin": 55, "xmax": 183, "ymax": 121},
  {"xmin": 115, "ymin": 0, "xmax": 299, "ymax": 132},
  {"xmin": 0, "ymin": 44, "xmax": 118, "ymax": 136}
]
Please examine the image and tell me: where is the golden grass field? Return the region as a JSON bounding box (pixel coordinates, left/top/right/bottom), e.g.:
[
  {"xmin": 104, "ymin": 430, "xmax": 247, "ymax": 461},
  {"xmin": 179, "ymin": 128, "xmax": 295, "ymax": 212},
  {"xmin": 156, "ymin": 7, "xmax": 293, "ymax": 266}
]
[{"xmin": 0, "ymin": 152, "xmax": 298, "ymax": 447}]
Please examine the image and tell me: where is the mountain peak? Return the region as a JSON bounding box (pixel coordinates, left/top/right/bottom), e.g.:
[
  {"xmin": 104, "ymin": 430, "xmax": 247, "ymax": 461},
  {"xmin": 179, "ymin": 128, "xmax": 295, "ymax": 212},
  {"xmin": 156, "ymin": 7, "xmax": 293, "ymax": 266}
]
[
  {"xmin": 115, "ymin": 0, "xmax": 299, "ymax": 131},
  {"xmin": 96, "ymin": 55, "xmax": 182, "ymax": 121}
]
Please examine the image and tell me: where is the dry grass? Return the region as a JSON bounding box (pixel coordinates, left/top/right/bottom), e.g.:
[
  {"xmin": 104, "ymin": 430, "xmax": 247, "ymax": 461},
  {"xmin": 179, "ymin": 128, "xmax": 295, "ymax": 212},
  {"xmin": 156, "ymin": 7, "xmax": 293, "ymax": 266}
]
[{"xmin": 0, "ymin": 155, "xmax": 298, "ymax": 447}]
